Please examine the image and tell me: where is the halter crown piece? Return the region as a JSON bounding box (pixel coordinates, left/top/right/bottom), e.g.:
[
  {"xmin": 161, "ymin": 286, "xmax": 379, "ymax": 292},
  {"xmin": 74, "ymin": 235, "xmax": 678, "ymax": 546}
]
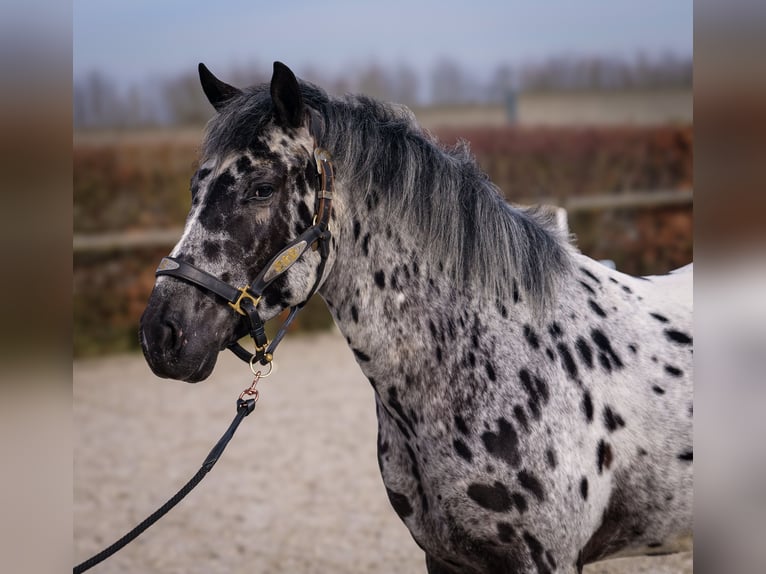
[{"xmin": 155, "ymin": 132, "xmax": 334, "ymax": 367}]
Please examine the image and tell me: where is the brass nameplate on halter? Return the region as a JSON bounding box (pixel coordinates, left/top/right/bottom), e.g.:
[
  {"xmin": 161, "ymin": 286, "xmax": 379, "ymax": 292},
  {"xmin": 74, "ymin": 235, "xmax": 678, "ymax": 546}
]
[
  {"xmin": 229, "ymin": 286, "xmax": 261, "ymax": 316},
  {"xmin": 263, "ymin": 241, "xmax": 307, "ymax": 283}
]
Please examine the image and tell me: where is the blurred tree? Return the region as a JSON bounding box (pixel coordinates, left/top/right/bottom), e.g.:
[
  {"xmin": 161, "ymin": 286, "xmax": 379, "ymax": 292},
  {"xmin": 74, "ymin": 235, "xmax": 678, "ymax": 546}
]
[
  {"xmin": 73, "ymin": 54, "xmax": 692, "ymax": 129},
  {"xmin": 389, "ymin": 64, "xmax": 419, "ymax": 106},
  {"xmin": 430, "ymin": 58, "xmax": 468, "ymax": 104},
  {"xmin": 163, "ymin": 71, "xmax": 212, "ymax": 125},
  {"xmin": 357, "ymin": 61, "xmax": 391, "ymax": 100},
  {"xmin": 74, "ymin": 71, "xmax": 125, "ymax": 128},
  {"xmin": 487, "ymin": 64, "xmax": 516, "ymax": 103}
]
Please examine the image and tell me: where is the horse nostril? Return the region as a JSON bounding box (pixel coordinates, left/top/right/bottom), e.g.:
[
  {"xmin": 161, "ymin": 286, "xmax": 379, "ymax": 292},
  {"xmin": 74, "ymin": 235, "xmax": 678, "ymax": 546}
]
[{"xmin": 158, "ymin": 317, "xmax": 184, "ymax": 353}]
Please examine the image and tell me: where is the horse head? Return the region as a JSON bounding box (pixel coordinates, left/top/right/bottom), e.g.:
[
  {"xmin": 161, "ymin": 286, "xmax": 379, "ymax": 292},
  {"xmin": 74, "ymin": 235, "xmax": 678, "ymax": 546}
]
[{"xmin": 140, "ymin": 62, "xmax": 336, "ymax": 382}]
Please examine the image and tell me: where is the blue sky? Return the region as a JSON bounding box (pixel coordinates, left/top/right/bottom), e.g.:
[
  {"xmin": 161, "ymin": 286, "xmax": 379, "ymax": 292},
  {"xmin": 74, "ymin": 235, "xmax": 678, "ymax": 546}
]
[{"xmin": 74, "ymin": 0, "xmax": 692, "ymax": 86}]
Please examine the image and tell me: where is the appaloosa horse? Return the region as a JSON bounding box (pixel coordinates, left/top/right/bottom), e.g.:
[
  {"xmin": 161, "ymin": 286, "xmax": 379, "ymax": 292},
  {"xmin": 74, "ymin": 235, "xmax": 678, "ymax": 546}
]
[{"xmin": 140, "ymin": 62, "xmax": 693, "ymax": 573}]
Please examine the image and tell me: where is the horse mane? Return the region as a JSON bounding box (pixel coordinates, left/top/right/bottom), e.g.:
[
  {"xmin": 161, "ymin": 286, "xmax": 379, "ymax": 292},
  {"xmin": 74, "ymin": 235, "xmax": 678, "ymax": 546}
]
[{"xmin": 203, "ymin": 81, "xmax": 574, "ymax": 312}]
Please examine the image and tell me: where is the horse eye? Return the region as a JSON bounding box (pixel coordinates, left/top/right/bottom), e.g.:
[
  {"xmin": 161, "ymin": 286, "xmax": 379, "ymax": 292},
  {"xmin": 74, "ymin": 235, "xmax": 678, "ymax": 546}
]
[{"xmin": 246, "ymin": 184, "xmax": 275, "ymax": 202}]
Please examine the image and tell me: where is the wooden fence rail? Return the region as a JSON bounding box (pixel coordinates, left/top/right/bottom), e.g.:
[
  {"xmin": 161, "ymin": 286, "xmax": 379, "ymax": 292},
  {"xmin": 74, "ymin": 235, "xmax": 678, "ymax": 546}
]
[{"xmin": 73, "ymin": 189, "xmax": 692, "ymax": 253}]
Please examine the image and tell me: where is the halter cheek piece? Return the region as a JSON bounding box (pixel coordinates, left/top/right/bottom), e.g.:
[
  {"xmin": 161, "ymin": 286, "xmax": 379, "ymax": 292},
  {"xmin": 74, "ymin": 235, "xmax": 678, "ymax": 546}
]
[{"xmin": 155, "ymin": 140, "xmax": 334, "ymax": 367}]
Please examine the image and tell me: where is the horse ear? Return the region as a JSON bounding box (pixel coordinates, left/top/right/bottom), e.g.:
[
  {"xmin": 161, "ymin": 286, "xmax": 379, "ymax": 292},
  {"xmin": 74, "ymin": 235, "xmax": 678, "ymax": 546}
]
[
  {"xmin": 270, "ymin": 61, "xmax": 304, "ymax": 129},
  {"xmin": 198, "ymin": 63, "xmax": 242, "ymax": 111}
]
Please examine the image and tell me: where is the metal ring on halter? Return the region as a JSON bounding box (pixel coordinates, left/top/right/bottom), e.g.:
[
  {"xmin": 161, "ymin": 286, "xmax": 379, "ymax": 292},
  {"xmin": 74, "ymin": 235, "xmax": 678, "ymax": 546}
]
[{"xmin": 250, "ymin": 355, "xmax": 274, "ymax": 377}]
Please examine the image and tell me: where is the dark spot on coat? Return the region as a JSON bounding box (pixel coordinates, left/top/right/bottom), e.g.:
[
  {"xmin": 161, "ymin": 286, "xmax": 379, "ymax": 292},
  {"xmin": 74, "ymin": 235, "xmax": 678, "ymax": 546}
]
[
  {"xmin": 235, "ymin": 155, "xmax": 253, "ymax": 174},
  {"xmin": 598, "ymin": 352, "xmax": 612, "ymax": 373},
  {"xmin": 621, "ymin": 285, "xmax": 633, "ymax": 294},
  {"xmin": 297, "ymin": 200, "xmax": 312, "ymax": 227},
  {"xmin": 385, "ymin": 488, "xmax": 413, "ymax": 518},
  {"xmin": 513, "ymin": 405, "xmax": 529, "ymax": 432},
  {"xmin": 580, "ymin": 477, "xmax": 589, "ymax": 500},
  {"xmin": 580, "ymin": 266, "xmax": 602, "ymax": 284},
  {"xmin": 519, "ymin": 369, "xmax": 548, "ymax": 420},
  {"xmin": 545, "ymin": 550, "xmax": 557, "ymax": 571},
  {"xmin": 579, "ymin": 280, "xmax": 596, "ymax": 295},
  {"xmin": 523, "ymin": 531, "xmax": 553, "ymax": 574},
  {"xmin": 523, "ymin": 324, "xmax": 540, "ymax": 349},
  {"xmin": 591, "ymin": 329, "xmax": 624, "ymax": 369},
  {"xmin": 263, "ymin": 283, "xmax": 291, "ymax": 308},
  {"xmin": 652, "ymin": 385, "xmax": 666, "ymax": 395},
  {"xmin": 202, "ymin": 240, "xmax": 220, "ymax": 260},
  {"xmin": 467, "ymin": 481, "xmax": 512, "ymax": 512},
  {"xmin": 548, "ymin": 323, "xmax": 563, "ymax": 338},
  {"xmin": 512, "ymin": 279, "xmax": 520, "ymax": 303},
  {"xmin": 353, "ymin": 219, "xmax": 361, "ymax": 241},
  {"xmin": 388, "ymin": 387, "xmax": 417, "ymax": 437},
  {"xmin": 351, "ymin": 305, "xmax": 359, "ymax": 323},
  {"xmin": 453, "ymin": 439, "xmax": 473, "ymax": 462},
  {"xmin": 352, "ymin": 348, "xmax": 371, "ymax": 362},
  {"xmin": 628, "ymin": 343, "xmax": 638, "ymax": 354},
  {"xmin": 197, "ymin": 167, "xmax": 211, "ymax": 180},
  {"xmin": 517, "ymin": 470, "xmax": 545, "ymax": 501},
  {"xmin": 588, "ymin": 299, "xmax": 607, "ymax": 318},
  {"xmin": 597, "ymin": 440, "xmax": 613, "ymax": 474},
  {"xmin": 557, "ymin": 343, "xmax": 578, "ymax": 379},
  {"xmin": 361, "ymin": 234, "xmax": 370, "ymax": 256},
  {"xmin": 664, "ymin": 329, "xmax": 693, "ymax": 345},
  {"xmin": 511, "ymin": 492, "xmax": 528, "ymax": 513},
  {"xmin": 481, "ymin": 418, "xmax": 521, "ymax": 467},
  {"xmin": 576, "ymin": 337, "xmax": 594, "ymax": 369},
  {"xmin": 497, "ymin": 522, "xmax": 515, "ymax": 543},
  {"xmin": 581, "ymin": 390, "xmax": 594, "ymax": 423},
  {"xmin": 486, "ymin": 362, "xmax": 497, "ymax": 381},
  {"xmin": 454, "ymin": 415, "xmax": 469, "ymax": 435},
  {"xmin": 664, "ymin": 364, "xmax": 684, "ymax": 377},
  {"xmin": 678, "ymin": 450, "xmax": 693, "ymax": 462},
  {"xmin": 602, "ymin": 406, "xmax": 626, "ymax": 432},
  {"xmin": 545, "ymin": 448, "xmax": 557, "ymax": 469},
  {"xmin": 374, "ymin": 270, "xmax": 386, "ymax": 289},
  {"xmin": 545, "ymin": 347, "xmax": 555, "ymax": 361},
  {"xmin": 650, "ymin": 312, "xmax": 669, "ymax": 323},
  {"xmin": 468, "ymin": 352, "xmax": 476, "ymax": 367}
]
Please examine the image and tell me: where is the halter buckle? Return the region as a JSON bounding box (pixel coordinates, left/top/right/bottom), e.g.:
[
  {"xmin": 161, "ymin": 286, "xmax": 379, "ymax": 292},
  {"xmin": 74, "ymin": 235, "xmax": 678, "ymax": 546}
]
[{"xmin": 228, "ymin": 286, "xmax": 261, "ymax": 316}]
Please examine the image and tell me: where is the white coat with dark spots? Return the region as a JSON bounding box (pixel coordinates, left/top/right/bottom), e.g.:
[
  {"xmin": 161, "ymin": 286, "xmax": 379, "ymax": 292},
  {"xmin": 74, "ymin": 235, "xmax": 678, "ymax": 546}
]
[{"xmin": 140, "ymin": 62, "xmax": 693, "ymax": 574}]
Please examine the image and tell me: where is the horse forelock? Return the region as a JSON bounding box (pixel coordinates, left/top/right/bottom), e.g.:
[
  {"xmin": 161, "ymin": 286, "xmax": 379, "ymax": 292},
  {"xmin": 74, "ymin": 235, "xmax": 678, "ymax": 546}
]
[{"xmin": 199, "ymin": 79, "xmax": 574, "ymax": 313}]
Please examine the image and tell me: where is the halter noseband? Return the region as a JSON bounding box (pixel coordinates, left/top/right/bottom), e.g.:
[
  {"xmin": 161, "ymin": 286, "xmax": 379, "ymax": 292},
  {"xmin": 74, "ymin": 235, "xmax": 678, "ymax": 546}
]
[{"xmin": 155, "ymin": 141, "xmax": 335, "ymax": 367}]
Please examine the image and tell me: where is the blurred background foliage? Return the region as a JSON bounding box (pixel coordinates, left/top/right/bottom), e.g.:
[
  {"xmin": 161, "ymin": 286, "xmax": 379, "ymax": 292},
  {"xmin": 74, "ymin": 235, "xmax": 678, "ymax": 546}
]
[
  {"xmin": 74, "ymin": 56, "xmax": 692, "ymax": 357},
  {"xmin": 74, "ymin": 55, "xmax": 691, "ymax": 128}
]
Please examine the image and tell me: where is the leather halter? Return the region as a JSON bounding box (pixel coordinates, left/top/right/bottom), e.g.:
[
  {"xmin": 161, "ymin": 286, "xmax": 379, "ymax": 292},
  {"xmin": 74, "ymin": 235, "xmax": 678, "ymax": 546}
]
[{"xmin": 155, "ymin": 138, "xmax": 335, "ymax": 367}]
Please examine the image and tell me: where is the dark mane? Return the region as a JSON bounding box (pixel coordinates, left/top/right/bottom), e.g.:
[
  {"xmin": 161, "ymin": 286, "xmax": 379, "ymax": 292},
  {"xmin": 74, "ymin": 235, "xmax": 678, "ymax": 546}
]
[{"xmin": 203, "ymin": 81, "xmax": 573, "ymax": 312}]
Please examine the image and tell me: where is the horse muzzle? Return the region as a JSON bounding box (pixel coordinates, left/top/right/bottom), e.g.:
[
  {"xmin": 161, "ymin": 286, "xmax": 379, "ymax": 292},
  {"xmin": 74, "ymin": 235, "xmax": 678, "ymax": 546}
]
[{"xmin": 139, "ymin": 295, "xmax": 228, "ymax": 383}]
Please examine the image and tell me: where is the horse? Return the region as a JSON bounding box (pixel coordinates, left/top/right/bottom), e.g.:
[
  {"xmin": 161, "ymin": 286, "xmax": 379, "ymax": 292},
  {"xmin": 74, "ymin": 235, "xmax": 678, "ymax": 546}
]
[{"xmin": 140, "ymin": 62, "xmax": 693, "ymax": 573}]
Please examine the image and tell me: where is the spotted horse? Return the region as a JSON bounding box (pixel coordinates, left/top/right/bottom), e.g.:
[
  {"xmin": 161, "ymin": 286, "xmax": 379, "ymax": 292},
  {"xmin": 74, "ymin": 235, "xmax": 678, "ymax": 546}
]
[{"xmin": 140, "ymin": 62, "xmax": 693, "ymax": 573}]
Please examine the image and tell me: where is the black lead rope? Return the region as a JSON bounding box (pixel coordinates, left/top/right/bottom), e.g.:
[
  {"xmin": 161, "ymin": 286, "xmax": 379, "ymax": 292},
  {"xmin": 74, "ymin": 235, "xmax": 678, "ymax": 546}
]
[{"xmin": 73, "ymin": 397, "xmax": 257, "ymax": 573}]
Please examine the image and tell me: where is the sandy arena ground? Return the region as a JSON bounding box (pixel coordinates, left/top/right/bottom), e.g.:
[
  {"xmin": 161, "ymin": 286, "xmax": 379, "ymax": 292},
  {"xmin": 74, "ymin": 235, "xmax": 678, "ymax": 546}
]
[{"xmin": 74, "ymin": 330, "xmax": 692, "ymax": 573}]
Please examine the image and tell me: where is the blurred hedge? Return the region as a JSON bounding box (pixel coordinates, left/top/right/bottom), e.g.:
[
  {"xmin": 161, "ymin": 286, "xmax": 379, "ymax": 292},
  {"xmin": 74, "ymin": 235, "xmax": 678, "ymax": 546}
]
[{"xmin": 74, "ymin": 125, "xmax": 692, "ymax": 356}]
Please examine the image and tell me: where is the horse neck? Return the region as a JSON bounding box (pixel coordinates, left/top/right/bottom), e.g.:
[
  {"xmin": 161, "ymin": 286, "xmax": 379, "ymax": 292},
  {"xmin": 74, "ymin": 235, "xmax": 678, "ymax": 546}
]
[{"xmin": 318, "ymin": 177, "xmax": 535, "ymax": 397}]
